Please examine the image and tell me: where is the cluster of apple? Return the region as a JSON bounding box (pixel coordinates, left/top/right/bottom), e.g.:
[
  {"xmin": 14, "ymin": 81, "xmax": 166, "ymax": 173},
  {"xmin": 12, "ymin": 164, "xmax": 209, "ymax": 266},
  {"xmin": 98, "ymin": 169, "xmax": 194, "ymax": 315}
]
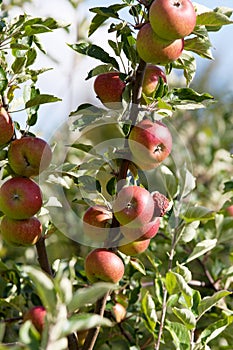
[
  {"xmin": 0, "ymin": 106, "xmax": 52, "ymax": 246},
  {"xmin": 94, "ymin": 64, "xmax": 167, "ymax": 108},
  {"xmin": 83, "ymin": 185, "xmax": 169, "ymax": 284},
  {"xmin": 136, "ymin": 0, "xmax": 196, "ymax": 65}
]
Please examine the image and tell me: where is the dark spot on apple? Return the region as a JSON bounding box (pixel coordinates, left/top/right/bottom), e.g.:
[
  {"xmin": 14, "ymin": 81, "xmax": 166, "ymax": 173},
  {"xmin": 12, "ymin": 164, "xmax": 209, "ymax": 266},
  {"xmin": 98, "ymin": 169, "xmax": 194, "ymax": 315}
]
[
  {"xmin": 173, "ymin": 1, "xmax": 181, "ymax": 8},
  {"xmin": 153, "ymin": 144, "xmax": 165, "ymax": 154}
]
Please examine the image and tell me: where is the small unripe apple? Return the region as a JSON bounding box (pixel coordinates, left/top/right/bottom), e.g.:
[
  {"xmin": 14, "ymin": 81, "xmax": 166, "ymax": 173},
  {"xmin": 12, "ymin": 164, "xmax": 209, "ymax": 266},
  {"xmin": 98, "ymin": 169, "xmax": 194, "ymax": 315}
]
[
  {"xmin": 85, "ymin": 248, "xmax": 125, "ymax": 283},
  {"xmin": 0, "ymin": 216, "xmax": 42, "ymax": 246},
  {"xmin": 23, "ymin": 306, "xmax": 46, "ymax": 334},
  {"xmin": 8, "ymin": 136, "xmax": 52, "ymax": 177},
  {"xmin": 112, "ymin": 303, "xmax": 127, "ymax": 323},
  {"xmin": 112, "ymin": 185, "xmax": 154, "ymax": 228},
  {"xmin": 142, "ymin": 65, "xmax": 167, "ymax": 97},
  {"xmin": 83, "ymin": 205, "xmax": 112, "ymax": 242},
  {"xmin": 152, "ymin": 191, "xmax": 170, "ymax": 217},
  {"xmin": 0, "ymin": 177, "xmax": 43, "ymax": 219},
  {"xmin": 136, "ymin": 23, "xmax": 184, "ymax": 65},
  {"xmin": 120, "ymin": 217, "xmax": 160, "ymax": 241},
  {"xmin": 118, "ymin": 238, "xmax": 151, "ymax": 256},
  {"xmin": 149, "ymin": 0, "xmax": 196, "ymax": 41},
  {"xmin": 0, "ymin": 107, "xmax": 14, "ymax": 146},
  {"xmin": 94, "ymin": 72, "xmax": 126, "ymax": 108},
  {"xmin": 128, "ymin": 119, "xmax": 172, "ymax": 170}
]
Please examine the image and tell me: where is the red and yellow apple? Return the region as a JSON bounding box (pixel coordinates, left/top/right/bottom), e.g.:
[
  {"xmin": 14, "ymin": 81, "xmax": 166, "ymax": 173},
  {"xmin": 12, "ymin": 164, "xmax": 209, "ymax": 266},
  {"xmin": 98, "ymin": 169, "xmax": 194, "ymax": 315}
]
[
  {"xmin": 0, "ymin": 177, "xmax": 43, "ymax": 219},
  {"xmin": 128, "ymin": 119, "xmax": 172, "ymax": 170},
  {"xmin": 112, "ymin": 185, "xmax": 154, "ymax": 228},
  {"xmin": 142, "ymin": 64, "xmax": 167, "ymax": 97},
  {"xmin": 112, "ymin": 303, "xmax": 127, "ymax": 323},
  {"xmin": 0, "ymin": 215, "xmax": 42, "ymax": 246},
  {"xmin": 118, "ymin": 238, "xmax": 151, "ymax": 256},
  {"xmin": 0, "ymin": 107, "xmax": 14, "ymax": 147},
  {"xmin": 120, "ymin": 217, "xmax": 160, "ymax": 241},
  {"xmin": 85, "ymin": 248, "xmax": 124, "ymax": 283},
  {"xmin": 23, "ymin": 306, "xmax": 46, "ymax": 334},
  {"xmin": 94, "ymin": 72, "xmax": 126, "ymax": 108},
  {"xmin": 136, "ymin": 23, "xmax": 184, "ymax": 65},
  {"xmin": 83, "ymin": 205, "xmax": 112, "ymax": 242},
  {"xmin": 149, "ymin": 0, "xmax": 196, "ymax": 41},
  {"xmin": 8, "ymin": 136, "xmax": 52, "ymax": 177}
]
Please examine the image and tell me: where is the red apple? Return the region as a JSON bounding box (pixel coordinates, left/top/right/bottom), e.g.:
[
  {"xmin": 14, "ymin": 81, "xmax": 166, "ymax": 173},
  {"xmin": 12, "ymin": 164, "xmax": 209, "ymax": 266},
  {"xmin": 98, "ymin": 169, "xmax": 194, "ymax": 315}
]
[
  {"xmin": 142, "ymin": 65, "xmax": 167, "ymax": 99},
  {"xmin": 136, "ymin": 23, "xmax": 184, "ymax": 65},
  {"xmin": 23, "ymin": 306, "xmax": 46, "ymax": 334},
  {"xmin": 128, "ymin": 119, "xmax": 172, "ymax": 170},
  {"xmin": 152, "ymin": 191, "xmax": 170, "ymax": 217},
  {"xmin": 8, "ymin": 136, "xmax": 52, "ymax": 177},
  {"xmin": 0, "ymin": 177, "xmax": 43, "ymax": 219},
  {"xmin": 149, "ymin": 0, "xmax": 196, "ymax": 41},
  {"xmin": 120, "ymin": 217, "xmax": 160, "ymax": 241},
  {"xmin": 0, "ymin": 107, "xmax": 14, "ymax": 147},
  {"xmin": 94, "ymin": 72, "xmax": 126, "ymax": 108},
  {"xmin": 83, "ymin": 205, "xmax": 112, "ymax": 242},
  {"xmin": 226, "ymin": 205, "xmax": 233, "ymax": 216},
  {"xmin": 112, "ymin": 185, "xmax": 154, "ymax": 228},
  {"xmin": 112, "ymin": 303, "xmax": 127, "ymax": 323},
  {"xmin": 0, "ymin": 215, "xmax": 42, "ymax": 246},
  {"xmin": 85, "ymin": 248, "xmax": 124, "ymax": 283},
  {"xmin": 118, "ymin": 238, "xmax": 151, "ymax": 256}
]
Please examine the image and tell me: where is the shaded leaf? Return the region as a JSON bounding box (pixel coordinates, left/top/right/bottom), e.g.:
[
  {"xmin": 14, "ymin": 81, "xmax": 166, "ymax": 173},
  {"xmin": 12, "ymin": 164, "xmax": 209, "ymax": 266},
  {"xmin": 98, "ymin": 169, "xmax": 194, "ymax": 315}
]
[
  {"xmin": 141, "ymin": 290, "xmax": 157, "ymax": 334},
  {"xmin": 68, "ymin": 282, "xmax": 115, "ymax": 312},
  {"xmin": 25, "ymin": 94, "xmax": 61, "ymax": 108},
  {"xmin": 11, "ymin": 56, "xmax": 26, "ymax": 74},
  {"xmin": 172, "ymin": 88, "xmax": 214, "ymax": 103},
  {"xmin": 198, "ymin": 290, "xmax": 232, "ymax": 319},
  {"xmin": 182, "ymin": 206, "xmax": 215, "ymax": 223},
  {"xmin": 69, "ymin": 42, "xmax": 119, "ymax": 69},
  {"xmin": 186, "ymin": 239, "xmax": 217, "ymax": 264},
  {"xmin": 165, "ymin": 320, "xmax": 190, "ymax": 350}
]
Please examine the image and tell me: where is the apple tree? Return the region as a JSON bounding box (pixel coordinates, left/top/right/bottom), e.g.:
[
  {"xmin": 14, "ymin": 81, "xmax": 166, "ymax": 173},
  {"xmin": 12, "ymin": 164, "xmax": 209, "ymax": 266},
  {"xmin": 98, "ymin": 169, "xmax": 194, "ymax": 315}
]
[{"xmin": 0, "ymin": 1, "xmax": 233, "ymax": 350}]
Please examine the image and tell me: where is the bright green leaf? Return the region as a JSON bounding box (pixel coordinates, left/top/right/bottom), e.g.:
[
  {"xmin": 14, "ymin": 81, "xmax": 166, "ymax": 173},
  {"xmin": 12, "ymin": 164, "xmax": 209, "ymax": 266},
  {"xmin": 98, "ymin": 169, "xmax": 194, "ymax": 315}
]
[
  {"xmin": 182, "ymin": 206, "xmax": 215, "ymax": 223},
  {"xmin": 198, "ymin": 290, "xmax": 232, "ymax": 319},
  {"xmin": 165, "ymin": 320, "xmax": 190, "ymax": 350},
  {"xmin": 186, "ymin": 239, "xmax": 217, "ymax": 264},
  {"xmin": 0, "ymin": 66, "xmax": 8, "ymax": 93},
  {"xmin": 130, "ymin": 258, "xmax": 146, "ymax": 275},
  {"xmin": 11, "ymin": 56, "xmax": 27, "ymax": 74},
  {"xmin": 173, "ymin": 307, "xmax": 196, "ymax": 330},
  {"xmin": 141, "ymin": 290, "xmax": 157, "ymax": 334},
  {"xmin": 165, "ymin": 271, "xmax": 193, "ymax": 307},
  {"xmin": 25, "ymin": 94, "xmax": 61, "ymax": 108}
]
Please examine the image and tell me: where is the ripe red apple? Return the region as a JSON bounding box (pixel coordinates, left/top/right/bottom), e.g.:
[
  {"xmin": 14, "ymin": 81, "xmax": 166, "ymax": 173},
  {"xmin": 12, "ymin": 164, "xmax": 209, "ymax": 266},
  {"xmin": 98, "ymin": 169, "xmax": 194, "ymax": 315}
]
[
  {"xmin": 83, "ymin": 205, "xmax": 112, "ymax": 242},
  {"xmin": 94, "ymin": 72, "xmax": 126, "ymax": 108},
  {"xmin": 128, "ymin": 119, "xmax": 172, "ymax": 170},
  {"xmin": 136, "ymin": 23, "xmax": 184, "ymax": 65},
  {"xmin": 120, "ymin": 217, "xmax": 160, "ymax": 241},
  {"xmin": 118, "ymin": 238, "xmax": 151, "ymax": 256},
  {"xmin": 112, "ymin": 185, "xmax": 154, "ymax": 228},
  {"xmin": 0, "ymin": 107, "xmax": 14, "ymax": 147},
  {"xmin": 226, "ymin": 205, "xmax": 233, "ymax": 216},
  {"xmin": 112, "ymin": 303, "xmax": 127, "ymax": 323},
  {"xmin": 8, "ymin": 136, "xmax": 52, "ymax": 177},
  {"xmin": 149, "ymin": 0, "xmax": 196, "ymax": 41},
  {"xmin": 85, "ymin": 248, "xmax": 125, "ymax": 283},
  {"xmin": 23, "ymin": 306, "xmax": 46, "ymax": 334},
  {"xmin": 142, "ymin": 64, "xmax": 167, "ymax": 98},
  {"xmin": 0, "ymin": 177, "xmax": 43, "ymax": 219},
  {"xmin": 152, "ymin": 191, "xmax": 170, "ymax": 217},
  {"xmin": 0, "ymin": 216, "xmax": 42, "ymax": 246}
]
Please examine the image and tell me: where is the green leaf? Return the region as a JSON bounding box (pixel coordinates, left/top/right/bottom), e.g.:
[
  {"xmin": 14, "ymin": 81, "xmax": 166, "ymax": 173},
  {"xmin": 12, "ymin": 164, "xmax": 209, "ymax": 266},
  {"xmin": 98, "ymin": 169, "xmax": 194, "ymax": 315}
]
[
  {"xmin": 165, "ymin": 271, "xmax": 193, "ymax": 307},
  {"xmin": 174, "ymin": 52, "xmax": 196, "ymax": 86},
  {"xmin": 130, "ymin": 258, "xmax": 146, "ymax": 275},
  {"xmin": 61, "ymin": 313, "xmax": 112, "ymax": 336},
  {"xmin": 186, "ymin": 239, "xmax": 217, "ymax": 264},
  {"xmin": 197, "ymin": 290, "xmax": 232, "ymax": 319},
  {"xmin": 159, "ymin": 165, "xmax": 178, "ymax": 199},
  {"xmin": 173, "ymin": 307, "xmax": 196, "ymax": 330},
  {"xmin": 11, "ymin": 56, "xmax": 27, "ymax": 74},
  {"xmin": 172, "ymin": 88, "xmax": 214, "ymax": 103},
  {"xmin": 69, "ymin": 143, "xmax": 93, "ymax": 153},
  {"xmin": 196, "ymin": 10, "xmax": 233, "ymax": 29},
  {"xmin": 25, "ymin": 94, "xmax": 61, "ymax": 108},
  {"xmin": 182, "ymin": 206, "xmax": 215, "ymax": 223},
  {"xmin": 141, "ymin": 290, "xmax": 157, "ymax": 334},
  {"xmin": 88, "ymin": 4, "xmax": 127, "ymax": 36},
  {"xmin": 0, "ymin": 66, "xmax": 7, "ymax": 93},
  {"xmin": 106, "ymin": 177, "xmax": 117, "ymax": 196},
  {"xmin": 195, "ymin": 315, "xmax": 233, "ymax": 347},
  {"xmin": 86, "ymin": 64, "xmax": 114, "ymax": 80},
  {"xmin": 67, "ymin": 282, "xmax": 115, "ymax": 312},
  {"xmin": 165, "ymin": 320, "xmax": 190, "ymax": 350},
  {"xmin": 26, "ymin": 48, "xmax": 37, "ymax": 67},
  {"xmin": 69, "ymin": 42, "xmax": 119, "ymax": 69},
  {"xmin": 23, "ymin": 266, "xmax": 57, "ymax": 315},
  {"xmin": 184, "ymin": 37, "xmax": 213, "ymax": 59}
]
